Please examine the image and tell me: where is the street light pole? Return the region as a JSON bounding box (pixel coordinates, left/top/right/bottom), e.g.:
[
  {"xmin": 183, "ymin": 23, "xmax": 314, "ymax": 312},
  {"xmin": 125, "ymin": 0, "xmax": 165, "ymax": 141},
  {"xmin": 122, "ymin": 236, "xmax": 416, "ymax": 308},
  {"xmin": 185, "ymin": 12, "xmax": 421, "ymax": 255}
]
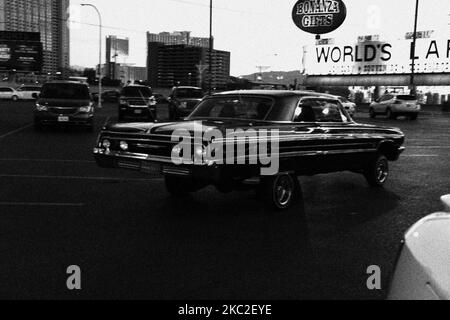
[
  {"xmin": 410, "ymin": 0, "xmax": 419, "ymax": 96},
  {"xmin": 209, "ymin": 0, "xmax": 213, "ymax": 95},
  {"xmin": 81, "ymin": 3, "xmax": 103, "ymax": 109}
]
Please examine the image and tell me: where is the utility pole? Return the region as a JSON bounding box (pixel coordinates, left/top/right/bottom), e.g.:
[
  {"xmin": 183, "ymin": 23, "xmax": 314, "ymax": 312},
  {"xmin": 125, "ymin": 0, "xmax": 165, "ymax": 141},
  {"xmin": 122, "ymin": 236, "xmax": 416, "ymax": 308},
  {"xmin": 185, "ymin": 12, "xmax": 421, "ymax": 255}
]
[
  {"xmin": 255, "ymin": 66, "xmax": 270, "ymax": 81},
  {"xmin": 81, "ymin": 3, "xmax": 103, "ymax": 109},
  {"xmin": 410, "ymin": 0, "xmax": 419, "ymax": 96},
  {"xmin": 209, "ymin": 0, "xmax": 213, "ymax": 94}
]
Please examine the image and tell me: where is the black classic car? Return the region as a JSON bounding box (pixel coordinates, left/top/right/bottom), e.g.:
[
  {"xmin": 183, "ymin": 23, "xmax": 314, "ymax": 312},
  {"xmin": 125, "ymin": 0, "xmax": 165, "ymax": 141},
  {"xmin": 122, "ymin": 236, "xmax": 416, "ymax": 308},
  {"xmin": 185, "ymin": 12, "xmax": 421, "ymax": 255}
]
[{"xmin": 94, "ymin": 90, "xmax": 405, "ymax": 210}]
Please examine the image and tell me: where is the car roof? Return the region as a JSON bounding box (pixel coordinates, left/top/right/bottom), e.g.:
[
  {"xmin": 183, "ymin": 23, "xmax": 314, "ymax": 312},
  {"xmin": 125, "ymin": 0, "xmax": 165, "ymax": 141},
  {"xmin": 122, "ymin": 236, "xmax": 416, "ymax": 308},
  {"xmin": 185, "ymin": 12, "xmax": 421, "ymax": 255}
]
[
  {"xmin": 174, "ymin": 86, "xmax": 203, "ymax": 90},
  {"xmin": 123, "ymin": 84, "xmax": 150, "ymax": 88},
  {"xmin": 213, "ymin": 90, "xmax": 338, "ymax": 99},
  {"xmin": 44, "ymin": 81, "xmax": 88, "ymax": 85}
]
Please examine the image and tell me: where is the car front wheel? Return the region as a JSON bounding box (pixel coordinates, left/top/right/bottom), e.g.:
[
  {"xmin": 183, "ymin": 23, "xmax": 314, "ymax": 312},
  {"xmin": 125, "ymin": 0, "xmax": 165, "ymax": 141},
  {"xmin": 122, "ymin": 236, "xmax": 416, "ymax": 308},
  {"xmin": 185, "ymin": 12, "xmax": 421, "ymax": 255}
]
[
  {"xmin": 364, "ymin": 154, "xmax": 389, "ymax": 187},
  {"xmin": 259, "ymin": 173, "xmax": 301, "ymax": 211},
  {"xmin": 12, "ymin": 95, "xmax": 19, "ymax": 101},
  {"xmin": 410, "ymin": 113, "xmax": 418, "ymax": 120},
  {"xmin": 369, "ymin": 108, "xmax": 376, "ymax": 118}
]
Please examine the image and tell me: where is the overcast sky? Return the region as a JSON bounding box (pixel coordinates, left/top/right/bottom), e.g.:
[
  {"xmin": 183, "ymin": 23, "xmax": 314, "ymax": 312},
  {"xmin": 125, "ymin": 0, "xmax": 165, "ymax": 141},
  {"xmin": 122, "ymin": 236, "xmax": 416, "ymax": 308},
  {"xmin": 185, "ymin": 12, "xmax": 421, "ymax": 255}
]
[{"xmin": 69, "ymin": 0, "xmax": 450, "ymax": 76}]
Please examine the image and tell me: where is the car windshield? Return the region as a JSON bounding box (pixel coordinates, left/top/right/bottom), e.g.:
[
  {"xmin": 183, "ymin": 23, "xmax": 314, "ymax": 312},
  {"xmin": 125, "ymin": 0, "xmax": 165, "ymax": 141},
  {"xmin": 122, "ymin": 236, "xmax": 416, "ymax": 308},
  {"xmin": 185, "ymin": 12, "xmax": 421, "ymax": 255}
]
[
  {"xmin": 176, "ymin": 88, "xmax": 204, "ymax": 99},
  {"xmin": 40, "ymin": 83, "xmax": 90, "ymax": 100},
  {"xmin": 189, "ymin": 96, "xmax": 274, "ymax": 121},
  {"xmin": 121, "ymin": 86, "xmax": 152, "ymax": 98},
  {"xmin": 397, "ymin": 95, "xmax": 417, "ymax": 101}
]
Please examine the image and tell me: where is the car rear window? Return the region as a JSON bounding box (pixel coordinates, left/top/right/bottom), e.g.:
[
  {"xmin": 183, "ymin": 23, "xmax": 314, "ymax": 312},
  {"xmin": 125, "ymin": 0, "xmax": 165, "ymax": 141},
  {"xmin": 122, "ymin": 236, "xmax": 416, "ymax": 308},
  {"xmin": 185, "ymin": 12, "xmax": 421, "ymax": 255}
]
[
  {"xmin": 121, "ymin": 86, "xmax": 152, "ymax": 97},
  {"xmin": 175, "ymin": 88, "xmax": 204, "ymax": 99},
  {"xmin": 397, "ymin": 95, "xmax": 417, "ymax": 101},
  {"xmin": 40, "ymin": 83, "xmax": 90, "ymax": 100}
]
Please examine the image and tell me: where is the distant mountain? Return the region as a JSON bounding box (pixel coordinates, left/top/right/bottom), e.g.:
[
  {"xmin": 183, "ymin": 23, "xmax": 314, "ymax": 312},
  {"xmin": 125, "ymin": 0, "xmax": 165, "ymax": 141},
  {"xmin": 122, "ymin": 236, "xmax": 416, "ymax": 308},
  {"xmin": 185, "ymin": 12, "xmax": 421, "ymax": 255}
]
[
  {"xmin": 70, "ymin": 65, "xmax": 87, "ymax": 71},
  {"xmin": 239, "ymin": 70, "xmax": 306, "ymax": 86}
]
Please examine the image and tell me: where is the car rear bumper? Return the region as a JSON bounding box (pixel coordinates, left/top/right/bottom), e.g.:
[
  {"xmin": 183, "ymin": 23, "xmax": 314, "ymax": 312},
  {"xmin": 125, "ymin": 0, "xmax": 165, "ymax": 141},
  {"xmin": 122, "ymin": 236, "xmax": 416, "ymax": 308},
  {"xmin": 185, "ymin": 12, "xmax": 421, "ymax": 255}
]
[
  {"xmin": 34, "ymin": 112, "xmax": 93, "ymax": 125},
  {"xmin": 392, "ymin": 106, "xmax": 421, "ymax": 113},
  {"xmin": 119, "ymin": 105, "xmax": 156, "ymax": 119}
]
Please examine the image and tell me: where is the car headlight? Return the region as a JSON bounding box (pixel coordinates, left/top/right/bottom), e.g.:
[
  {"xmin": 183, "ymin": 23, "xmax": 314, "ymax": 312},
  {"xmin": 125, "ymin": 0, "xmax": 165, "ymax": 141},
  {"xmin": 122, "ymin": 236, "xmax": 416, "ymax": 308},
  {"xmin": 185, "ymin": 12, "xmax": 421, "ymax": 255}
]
[
  {"xmin": 36, "ymin": 103, "xmax": 48, "ymax": 112},
  {"xmin": 119, "ymin": 141, "xmax": 128, "ymax": 151},
  {"xmin": 79, "ymin": 105, "xmax": 93, "ymax": 113},
  {"xmin": 102, "ymin": 139, "xmax": 111, "ymax": 149},
  {"xmin": 120, "ymin": 99, "xmax": 128, "ymax": 105}
]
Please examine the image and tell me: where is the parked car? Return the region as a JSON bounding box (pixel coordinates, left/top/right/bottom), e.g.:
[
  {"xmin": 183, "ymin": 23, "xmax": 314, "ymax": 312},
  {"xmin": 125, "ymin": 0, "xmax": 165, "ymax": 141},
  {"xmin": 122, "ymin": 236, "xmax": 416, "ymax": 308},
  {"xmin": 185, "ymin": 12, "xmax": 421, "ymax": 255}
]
[
  {"xmin": 369, "ymin": 94, "xmax": 421, "ymax": 120},
  {"xmin": 153, "ymin": 93, "xmax": 168, "ymax": 104},
  {"xmin": 118, "ymin": 85, "xmax": 157, "ymax": 122},
  {"xmin": 0, "ymin": 87, "xmax": 20, "ymax": 101},
  {"xmin": 93, "ymin": 90, "xmax": 121, "ymax": 103},
  {"xmin": 168, "ymin": 86, "xmax": 205, "ymax": 120},
  {"xmin": 33, "ymin": 81, "xmax": 95, "ymax": 131},
  {"xmin": 16, "ymin": 85, "xmax": 42, "ymax": 100},
  {"xmin": 388, "ymin": 194, "xmax": 450, "ymax": 300},
  {"xmin": 337, "ymin": 96, "xmax": 357, "ymax": 117},
  {"xmin": 94, "ymin": 90, "xmax": 405, "ymax": 210}
]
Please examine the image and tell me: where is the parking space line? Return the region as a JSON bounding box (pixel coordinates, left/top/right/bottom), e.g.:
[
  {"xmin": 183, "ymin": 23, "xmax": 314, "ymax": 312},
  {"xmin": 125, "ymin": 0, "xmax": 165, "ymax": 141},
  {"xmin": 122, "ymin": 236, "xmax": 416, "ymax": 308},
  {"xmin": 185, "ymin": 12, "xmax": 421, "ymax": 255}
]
[
  {"xmin": 0, "ymin": 124, "xmax": 33, "ymax": 139},
  {"xmin": 403, "ymin": 154, "xmax": 440, "ymax": 157},
  {"xmin": 0, "ymin": 174, "xmax": 163, "ymax": 182},
  {"xmin": 0, "ymin": 202, "xmax": 84, "ymax": 207}
]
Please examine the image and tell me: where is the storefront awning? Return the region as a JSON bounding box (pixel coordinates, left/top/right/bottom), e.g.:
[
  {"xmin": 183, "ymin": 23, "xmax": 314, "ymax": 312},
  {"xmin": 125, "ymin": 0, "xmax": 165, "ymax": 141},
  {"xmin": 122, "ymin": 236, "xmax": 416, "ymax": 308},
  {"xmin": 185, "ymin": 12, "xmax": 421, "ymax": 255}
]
[{"xmin": 304, "ymin": 73, "xmax": 450, "ymax": 87}]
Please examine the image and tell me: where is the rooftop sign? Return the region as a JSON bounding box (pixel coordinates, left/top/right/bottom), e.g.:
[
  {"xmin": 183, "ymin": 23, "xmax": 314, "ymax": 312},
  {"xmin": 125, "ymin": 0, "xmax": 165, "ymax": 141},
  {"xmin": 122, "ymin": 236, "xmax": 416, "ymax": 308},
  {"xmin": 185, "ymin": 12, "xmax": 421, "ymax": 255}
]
[{"xmin": 292, "ymin": 0, "xmax": 347, "ymax": 35}]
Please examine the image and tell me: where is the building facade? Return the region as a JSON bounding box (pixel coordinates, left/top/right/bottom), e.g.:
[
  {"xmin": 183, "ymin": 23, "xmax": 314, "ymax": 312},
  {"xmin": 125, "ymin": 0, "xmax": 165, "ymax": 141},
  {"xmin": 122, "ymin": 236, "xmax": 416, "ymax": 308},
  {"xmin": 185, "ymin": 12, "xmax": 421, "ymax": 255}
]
[
  {"xmin": 147, "ymin": 43, "xmax": 230, "ymax": 89},
  {"xmin": 146, "ymin": 31, "xmax": 212, "ymax": 48},
  {"xmin": 0, "ymin": 0, "xmax": 70, "ymax": 77},
  {"xmin": 101, "ymin": 63, "xmax": 147, "ymax": 85}
]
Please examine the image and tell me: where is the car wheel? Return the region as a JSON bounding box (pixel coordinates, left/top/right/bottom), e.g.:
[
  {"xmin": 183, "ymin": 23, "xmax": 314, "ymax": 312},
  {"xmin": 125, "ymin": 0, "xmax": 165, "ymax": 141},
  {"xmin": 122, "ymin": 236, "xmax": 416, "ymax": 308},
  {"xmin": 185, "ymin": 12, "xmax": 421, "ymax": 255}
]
[
  {"xmin": 369, "ymin": 108, "xmax": 376, "ymax": 118},
  {"xmin": 410, "ymin": 113, "xmax": 418, "ymax": 121},
  {"xmin": 364, "ymin": 154, "xmax": 389, "ymax": 187},
  {"xmin": 12, "ymin": 95, "xmax": 19, "ymax": 101},
  {"xmin": 259, "ymin": 173, "xmax": 301, "ymax": 211}
]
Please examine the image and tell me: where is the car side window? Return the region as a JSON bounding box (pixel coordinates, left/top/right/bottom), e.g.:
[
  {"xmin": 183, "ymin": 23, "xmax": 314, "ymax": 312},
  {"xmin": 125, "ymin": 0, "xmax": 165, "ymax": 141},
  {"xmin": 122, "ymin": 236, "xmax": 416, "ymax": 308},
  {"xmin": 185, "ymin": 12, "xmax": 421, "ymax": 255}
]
[{"xmin": 294, "ymin": 99, "xmax": 347, "ymax": 123}]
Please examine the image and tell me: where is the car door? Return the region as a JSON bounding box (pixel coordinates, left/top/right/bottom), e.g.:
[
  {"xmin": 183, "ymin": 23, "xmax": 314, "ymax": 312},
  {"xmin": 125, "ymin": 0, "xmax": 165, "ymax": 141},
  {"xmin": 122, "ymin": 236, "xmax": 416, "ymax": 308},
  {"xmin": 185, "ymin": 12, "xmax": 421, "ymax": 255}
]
[
  {"xmin": 303, "ymin": 98, "xmax": 374, "ymax": 171},
  {"xmin": 17, "ymin": 87, "xmax": 28, "ymax": 99},
  {"xmin": 373, "ymin": 95, "xmax": 386, "ymax": 113}
]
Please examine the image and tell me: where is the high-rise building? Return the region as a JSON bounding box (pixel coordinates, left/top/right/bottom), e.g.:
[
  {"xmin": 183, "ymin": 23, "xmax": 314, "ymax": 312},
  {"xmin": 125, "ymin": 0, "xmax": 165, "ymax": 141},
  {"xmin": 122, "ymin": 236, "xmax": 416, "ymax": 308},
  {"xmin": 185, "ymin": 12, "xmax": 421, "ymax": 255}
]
[
  {"xmin": 146, "ymin": 31, "xmax": 212, "ymax": 48},
  {"xmin": 147, "ymin": 43, "xmax": 230, "ymax": 90},
  {"xmin": 0, "ymin": 0, "xmax": 70, "ymax": 76}
]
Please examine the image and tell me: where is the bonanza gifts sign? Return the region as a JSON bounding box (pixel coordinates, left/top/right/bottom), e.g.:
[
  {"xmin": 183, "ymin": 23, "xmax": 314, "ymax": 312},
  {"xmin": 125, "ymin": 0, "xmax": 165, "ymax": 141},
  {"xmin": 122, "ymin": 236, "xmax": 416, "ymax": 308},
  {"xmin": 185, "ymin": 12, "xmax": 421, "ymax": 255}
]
[{"xmin": 292, "ymin": 0, "xmax": 347, "ymax": 35}]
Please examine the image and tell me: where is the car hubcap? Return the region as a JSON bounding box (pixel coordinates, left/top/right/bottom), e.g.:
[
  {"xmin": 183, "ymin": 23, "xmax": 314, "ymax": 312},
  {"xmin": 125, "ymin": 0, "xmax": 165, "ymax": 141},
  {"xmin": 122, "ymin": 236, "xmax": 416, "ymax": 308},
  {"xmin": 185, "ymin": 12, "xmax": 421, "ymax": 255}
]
[
  {"xmin": 376, "ymin": 161, "xmax": 389, "ymax": 183},
  {"xmin": 274, "ymin": 175, "xmax": 294, "ymax": 207}
]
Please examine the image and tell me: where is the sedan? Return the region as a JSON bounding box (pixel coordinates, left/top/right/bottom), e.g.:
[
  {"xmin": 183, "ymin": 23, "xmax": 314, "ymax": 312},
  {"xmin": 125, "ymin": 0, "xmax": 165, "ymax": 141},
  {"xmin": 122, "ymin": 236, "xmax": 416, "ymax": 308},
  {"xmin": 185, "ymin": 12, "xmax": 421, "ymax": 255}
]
[{"xmin": 0, "ymin": 87, "xmax": 20, "ymax": 101}]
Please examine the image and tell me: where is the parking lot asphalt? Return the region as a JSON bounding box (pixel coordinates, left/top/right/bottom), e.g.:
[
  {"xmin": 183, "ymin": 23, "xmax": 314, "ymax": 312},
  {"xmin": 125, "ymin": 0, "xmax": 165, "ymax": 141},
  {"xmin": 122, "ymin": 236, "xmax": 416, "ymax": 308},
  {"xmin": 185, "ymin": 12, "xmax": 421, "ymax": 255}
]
[{"xmin": 0, "ymin": 100, "xmax": 449, "ymax": 300}]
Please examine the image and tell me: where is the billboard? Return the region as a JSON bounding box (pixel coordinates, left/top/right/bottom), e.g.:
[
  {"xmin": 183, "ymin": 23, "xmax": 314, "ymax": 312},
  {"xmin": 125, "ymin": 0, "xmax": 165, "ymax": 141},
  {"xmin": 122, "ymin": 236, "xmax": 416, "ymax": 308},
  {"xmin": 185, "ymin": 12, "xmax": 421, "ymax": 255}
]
[
  {"xmin": 106, "ymin": 36, "xmax": 129, "ymax": 62},
  {"xmin": 0, "ymin": 41, "xmax": 43, "ymax": 72},
  {"xmin": 303, "ymin": 35, "xmax": 450, "ymax": 76},
  {"xmin": 0, "ymin": 32, "xmax": 43, "ymax": 72}
]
